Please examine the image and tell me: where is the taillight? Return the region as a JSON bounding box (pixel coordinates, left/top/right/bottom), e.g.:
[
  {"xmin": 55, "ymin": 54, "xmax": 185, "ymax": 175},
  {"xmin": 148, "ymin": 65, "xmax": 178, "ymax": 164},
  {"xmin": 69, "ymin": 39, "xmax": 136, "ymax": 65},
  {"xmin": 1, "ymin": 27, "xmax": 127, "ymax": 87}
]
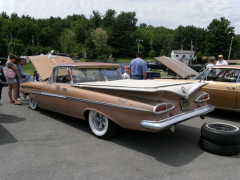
[
  {"xmin": 153, "ymin": 103, "xmax": 175, "ymax": 114},
  {"xmin": 195, "ymin": 93, "xmax": 210, "ymax": 102}
]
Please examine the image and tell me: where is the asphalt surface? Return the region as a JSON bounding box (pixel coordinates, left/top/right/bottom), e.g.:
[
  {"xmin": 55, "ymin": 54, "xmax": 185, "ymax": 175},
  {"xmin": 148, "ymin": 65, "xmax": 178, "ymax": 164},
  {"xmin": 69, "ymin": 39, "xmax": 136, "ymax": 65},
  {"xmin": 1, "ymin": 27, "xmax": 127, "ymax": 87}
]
[{"xmin": 0, "ymin": 84, "xmax": 240, "ymax": 180}]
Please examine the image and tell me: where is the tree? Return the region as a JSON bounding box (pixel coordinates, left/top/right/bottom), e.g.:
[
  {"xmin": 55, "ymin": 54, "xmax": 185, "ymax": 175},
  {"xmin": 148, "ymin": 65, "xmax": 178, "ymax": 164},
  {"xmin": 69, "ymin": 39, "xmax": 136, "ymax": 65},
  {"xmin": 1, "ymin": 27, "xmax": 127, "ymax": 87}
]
[
  {"xmin": 110, "ymin": 11, "xmax": 137, "ymax": 57},
  {"xmin": 59, "ymin": 29, "xmax": 76, "ymax": 54},
  {"xmin": 149, "ymin": 49, "xmax": 156, "ymax": 59},
  {"xmin": 205, "ymin": 17, "xmax": 235, "ymax": 58},
  {"xmin": 171, "ymin": 25, "xmax": 206, "ymax": 52},
  {"xmin": 90, "ymin": 10, "xmax": 102, "ymax": 29},
  {"xmin": 90, "ymin": 28, "xmax": 111, "ymax": 59}
]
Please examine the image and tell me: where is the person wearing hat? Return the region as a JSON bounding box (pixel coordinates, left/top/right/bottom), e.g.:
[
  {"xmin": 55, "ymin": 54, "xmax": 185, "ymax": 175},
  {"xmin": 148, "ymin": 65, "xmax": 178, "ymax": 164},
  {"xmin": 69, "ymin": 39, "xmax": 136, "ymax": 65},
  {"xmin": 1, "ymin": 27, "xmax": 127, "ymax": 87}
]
[
  {"xmin": 216, "ymin": 55, "xmax": 228, "ymax": 65},
  {"xmin": 122, "ymin": 66, "xmax": 130, "ymax": 79}
]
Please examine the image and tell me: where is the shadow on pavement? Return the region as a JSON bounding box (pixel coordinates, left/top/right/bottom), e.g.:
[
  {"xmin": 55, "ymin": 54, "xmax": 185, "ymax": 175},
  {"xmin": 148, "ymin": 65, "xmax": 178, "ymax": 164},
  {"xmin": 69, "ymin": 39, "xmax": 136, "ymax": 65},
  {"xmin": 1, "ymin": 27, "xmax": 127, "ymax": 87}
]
[
  {"xmin": 206, "ymin": 109, "xmax": 240, "ymax": 122},
  {"xmin": 36, "ymin": 109, "xmax": 210, "ymax": 167},
  {"xmin": 0, "ymin": 114, "xmax": 25, "ymax": 123},
  {"xmin": 0, "ymin": 124, "xmax": 18, "ymax": 145}
]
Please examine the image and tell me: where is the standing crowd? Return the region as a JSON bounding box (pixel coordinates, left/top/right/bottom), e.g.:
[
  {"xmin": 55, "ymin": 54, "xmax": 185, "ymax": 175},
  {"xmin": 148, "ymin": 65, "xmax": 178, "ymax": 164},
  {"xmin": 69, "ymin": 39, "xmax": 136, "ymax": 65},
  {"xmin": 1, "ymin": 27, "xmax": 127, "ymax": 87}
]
[{"xmin": 204, "ymin": 54, "xmax": 228, "ymax": 70}]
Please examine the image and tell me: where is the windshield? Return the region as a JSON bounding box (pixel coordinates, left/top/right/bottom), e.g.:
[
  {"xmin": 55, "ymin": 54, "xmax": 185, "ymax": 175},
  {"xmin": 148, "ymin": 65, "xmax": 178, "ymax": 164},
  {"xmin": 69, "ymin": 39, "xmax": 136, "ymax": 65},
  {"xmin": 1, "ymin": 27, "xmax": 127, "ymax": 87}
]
[
  {"xmin": 194, "ymin": 68, "xmax": 240, "ymax": 83},
  {"xmin": 71, "ymin": 67, "xmax": 123, "ymax": 83}
]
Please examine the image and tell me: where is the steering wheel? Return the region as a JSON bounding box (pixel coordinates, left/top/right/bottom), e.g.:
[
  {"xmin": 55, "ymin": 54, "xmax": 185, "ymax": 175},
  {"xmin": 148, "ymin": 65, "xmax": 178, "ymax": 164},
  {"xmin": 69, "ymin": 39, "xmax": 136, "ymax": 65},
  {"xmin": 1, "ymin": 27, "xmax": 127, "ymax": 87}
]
[{"xmin": 61, "ymin": 75, "xmax": 69, "ymax": 83}]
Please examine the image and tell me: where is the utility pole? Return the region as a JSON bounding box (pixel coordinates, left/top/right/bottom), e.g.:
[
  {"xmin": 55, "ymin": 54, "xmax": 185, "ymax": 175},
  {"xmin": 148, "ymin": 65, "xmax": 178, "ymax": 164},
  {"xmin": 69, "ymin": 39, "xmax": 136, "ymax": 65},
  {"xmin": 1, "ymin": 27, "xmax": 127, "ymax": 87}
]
[
  {"xmin": 32, "ymin": 35, "xmax": 34, "ymax": 55},
  {"xmin": 10, "ymin": 33, "xmax": 13, "ymax": 53},
  {"xmin": 228, "ymin": 36, "xmax": 234, "ymax": 63},
  {"xmin": 136, "ymin": 39, "xmax": 143, "ymax": 52},
  {"xmin": 191, "ymin": 39, "xmax": 193, "ymax": 52}
]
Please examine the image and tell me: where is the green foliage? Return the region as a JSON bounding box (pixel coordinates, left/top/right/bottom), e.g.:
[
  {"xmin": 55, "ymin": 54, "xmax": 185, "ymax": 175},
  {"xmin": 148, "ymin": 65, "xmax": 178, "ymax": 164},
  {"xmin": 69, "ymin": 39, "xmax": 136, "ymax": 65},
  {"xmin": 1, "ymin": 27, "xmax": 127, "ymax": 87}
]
[
  {"xmin": 149, "ymin": 49, "xmax": 156, "ymax": 58},
  {"xmin": 0, "ymin": 11, "xmax": 240, "ymax": 61},
  {"xmin": 205, "ymin": 17, "xmax": 235, "ymax": 58}
]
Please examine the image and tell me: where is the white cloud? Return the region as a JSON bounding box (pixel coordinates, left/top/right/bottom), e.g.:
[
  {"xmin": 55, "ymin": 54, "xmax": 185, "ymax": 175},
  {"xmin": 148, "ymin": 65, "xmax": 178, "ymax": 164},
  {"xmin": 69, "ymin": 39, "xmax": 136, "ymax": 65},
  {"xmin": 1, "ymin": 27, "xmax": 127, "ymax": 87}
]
[{"xmin": 1, "ymin": 0, "xmax": 240, "ymax": 34}]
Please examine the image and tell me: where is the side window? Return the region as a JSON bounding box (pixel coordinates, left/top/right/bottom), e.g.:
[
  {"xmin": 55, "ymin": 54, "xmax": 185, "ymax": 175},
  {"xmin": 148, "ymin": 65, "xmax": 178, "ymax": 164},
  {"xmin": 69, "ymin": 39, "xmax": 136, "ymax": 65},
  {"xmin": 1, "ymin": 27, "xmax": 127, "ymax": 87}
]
[
  {"xmin": 54, "ymin": 68, "xmax": 69, "ymax": 83},
  {"xmin": 217, "ymin": 69, "xmax": 237, "ymax": 83}
]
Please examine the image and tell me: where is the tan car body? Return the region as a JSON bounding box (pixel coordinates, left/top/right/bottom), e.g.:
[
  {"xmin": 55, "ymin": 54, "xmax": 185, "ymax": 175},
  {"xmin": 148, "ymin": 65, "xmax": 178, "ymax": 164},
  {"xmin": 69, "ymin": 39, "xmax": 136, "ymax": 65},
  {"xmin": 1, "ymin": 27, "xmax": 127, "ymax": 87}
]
[
  {"xmin": 21, "ymin": 55, "xmax": 214, "ymax": 134},
  {"xmin": 194, "ymin": 65, "xmax": 240, "ymax": 112}
]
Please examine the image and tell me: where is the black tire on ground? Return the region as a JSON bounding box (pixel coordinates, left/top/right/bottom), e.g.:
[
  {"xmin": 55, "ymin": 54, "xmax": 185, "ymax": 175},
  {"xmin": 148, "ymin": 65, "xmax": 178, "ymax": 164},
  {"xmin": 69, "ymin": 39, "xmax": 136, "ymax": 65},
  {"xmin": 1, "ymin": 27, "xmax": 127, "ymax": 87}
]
[
  {"xmin": 29, "ymin": 94, "xmax": 40, "ymax": 110},
  {"xmin": 88, "ymin": 110, "xmax": 118, "ymax": 139},
  {"xmin": 201, "ymin": 122, "xmax": 240, "ymax": 145},
  {"xmin": 199, "ymin": 136, "xmax": 240, "ymax": 156}
]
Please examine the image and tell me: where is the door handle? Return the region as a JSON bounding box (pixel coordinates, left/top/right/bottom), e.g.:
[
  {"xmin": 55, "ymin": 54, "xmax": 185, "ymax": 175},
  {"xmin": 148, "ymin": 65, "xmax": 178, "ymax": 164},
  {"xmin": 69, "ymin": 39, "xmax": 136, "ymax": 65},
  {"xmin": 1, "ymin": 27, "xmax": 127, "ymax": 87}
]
[{"xmin": 227, "ymin": 87, "xmax": 235, "ymax": 90}]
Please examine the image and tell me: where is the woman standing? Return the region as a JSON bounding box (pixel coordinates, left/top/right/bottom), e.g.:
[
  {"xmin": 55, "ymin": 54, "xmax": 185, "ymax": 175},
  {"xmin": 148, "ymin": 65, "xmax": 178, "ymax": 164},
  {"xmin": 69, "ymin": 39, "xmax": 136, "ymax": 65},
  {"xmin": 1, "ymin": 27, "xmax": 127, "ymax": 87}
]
[
  {"xmin": 6, "ymin": 53, "xmax": 24, "ymax": 105},
  {"xmin": 15, "ymin": 57, "xmax": 30, "ymax": 100}
]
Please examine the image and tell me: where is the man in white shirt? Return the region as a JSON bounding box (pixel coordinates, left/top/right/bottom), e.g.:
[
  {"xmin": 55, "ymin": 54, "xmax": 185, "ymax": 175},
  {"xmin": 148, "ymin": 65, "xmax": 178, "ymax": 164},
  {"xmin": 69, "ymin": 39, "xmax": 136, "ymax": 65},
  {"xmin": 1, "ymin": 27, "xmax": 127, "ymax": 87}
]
[
  {"xmin": 206, "ymin": 58, "xmax": 215, "ymax": 69},
  {"xmin": 216, "ymin": 55, "xmax": 228, "ymax": 65}
]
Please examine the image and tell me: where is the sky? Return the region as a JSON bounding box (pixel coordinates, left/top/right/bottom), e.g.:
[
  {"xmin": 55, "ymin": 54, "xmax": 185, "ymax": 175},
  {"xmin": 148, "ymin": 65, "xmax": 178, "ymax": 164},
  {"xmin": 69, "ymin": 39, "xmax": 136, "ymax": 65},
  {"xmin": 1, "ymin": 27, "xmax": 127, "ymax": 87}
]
[{"xmin": 1, "ymin": 0, "xmax": 240, "ymax": 34}]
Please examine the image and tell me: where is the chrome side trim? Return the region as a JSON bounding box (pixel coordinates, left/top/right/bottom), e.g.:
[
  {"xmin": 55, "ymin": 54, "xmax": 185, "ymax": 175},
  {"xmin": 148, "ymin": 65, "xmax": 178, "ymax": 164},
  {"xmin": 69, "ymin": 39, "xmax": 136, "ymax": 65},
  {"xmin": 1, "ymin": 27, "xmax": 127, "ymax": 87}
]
[
  {"xmin": 41, "ymin": 92, "xmax": 66, "ymax": 98},
  {"xmin": 22, "ymin": 89, "xmax": 151, "ymax": 112},
  {"xmin": 67, "ymin": 97, "xmax": 151, "ymax": 112},
  {"xmin": 141, "ymin": 105, "xmax": 215, "ymax": 131},
  {"xmin": 215, "ymin": 106, "xmax": 240, "ymax": 112},
  {"xmin": 22, "ymin": 90, "xmax": 41, "ymax": 94}
]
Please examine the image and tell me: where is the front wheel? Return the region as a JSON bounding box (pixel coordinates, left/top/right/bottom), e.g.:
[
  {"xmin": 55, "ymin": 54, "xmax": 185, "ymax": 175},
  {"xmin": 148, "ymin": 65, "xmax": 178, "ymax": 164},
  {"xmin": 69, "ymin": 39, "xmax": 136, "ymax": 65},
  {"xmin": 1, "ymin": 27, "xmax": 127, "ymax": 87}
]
[
  {"xmin": 29, "ymin": 94, "xmax": 40, "ymax": 110},
  {"xmin": 88, "ymin": 110, "xmax": 118, "ymax": 139}
]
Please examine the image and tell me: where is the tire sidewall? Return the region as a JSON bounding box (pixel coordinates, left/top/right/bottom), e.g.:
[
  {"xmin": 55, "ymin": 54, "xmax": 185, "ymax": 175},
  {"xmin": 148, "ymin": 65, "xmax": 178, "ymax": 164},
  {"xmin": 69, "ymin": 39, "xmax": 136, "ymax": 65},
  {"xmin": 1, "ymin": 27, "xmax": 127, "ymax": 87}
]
[
  {"xmin": 88, "ymin": 110, "xmax": 109, "ymax": 137},
  {"xmin": 199, "ymin": 136, "xmax": 240, "ymax": 156},
  {"xmin": 201, "ymin": 122, "xmax": 240, "ymax": 145},
  {"xmin": 29, "ymin": 94, "xmax": 38, "ymax": 110}
]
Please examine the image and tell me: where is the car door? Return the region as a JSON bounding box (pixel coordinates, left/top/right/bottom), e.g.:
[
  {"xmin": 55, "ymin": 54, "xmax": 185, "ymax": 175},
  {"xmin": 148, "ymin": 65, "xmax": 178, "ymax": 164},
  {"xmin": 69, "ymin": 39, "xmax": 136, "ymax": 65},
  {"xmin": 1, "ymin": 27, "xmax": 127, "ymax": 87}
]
[
  {"xmin": 202, "ymin": 69, "xmax": 238, "ymax": 109},
  {"xmin": 40, "ymin": 68, "xmax": 70, "ymax": 114}
]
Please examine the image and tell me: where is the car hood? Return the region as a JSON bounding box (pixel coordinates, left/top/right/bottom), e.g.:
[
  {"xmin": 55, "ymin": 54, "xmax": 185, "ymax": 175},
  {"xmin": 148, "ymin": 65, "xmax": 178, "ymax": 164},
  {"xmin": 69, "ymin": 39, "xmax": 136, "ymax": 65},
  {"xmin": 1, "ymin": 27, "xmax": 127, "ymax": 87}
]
[
  {"xmin": 154, "ymin": 56, "xmax": 199, "ymax": 78},
  {"xmin": 73, "ymin": 79, "xmax": 207, "ymax": 97},
  {"xmin": 29, "ymin": 55, "xmax": 74, "ymax": 80}
]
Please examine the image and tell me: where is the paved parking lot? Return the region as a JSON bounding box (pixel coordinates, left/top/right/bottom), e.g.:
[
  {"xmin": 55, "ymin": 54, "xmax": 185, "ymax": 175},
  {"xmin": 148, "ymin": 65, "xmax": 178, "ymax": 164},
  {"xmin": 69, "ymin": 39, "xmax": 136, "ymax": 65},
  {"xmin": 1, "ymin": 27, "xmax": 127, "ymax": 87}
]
[{"xmin": 0, "ymin": 85, "xmax": 239, "ymax": 180}]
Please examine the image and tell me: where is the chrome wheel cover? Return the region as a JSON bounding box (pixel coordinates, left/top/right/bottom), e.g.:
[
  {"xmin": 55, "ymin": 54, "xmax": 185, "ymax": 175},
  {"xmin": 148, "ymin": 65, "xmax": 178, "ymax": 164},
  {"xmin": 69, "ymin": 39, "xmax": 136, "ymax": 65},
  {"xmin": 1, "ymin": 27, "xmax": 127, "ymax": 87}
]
[
  {"xmin": 89, "ymin": 111, "xmax": 109, "ymax": 136},
  {"xmin": 29, "ymin": 94, "xmax": 37, "ymax": 109}
]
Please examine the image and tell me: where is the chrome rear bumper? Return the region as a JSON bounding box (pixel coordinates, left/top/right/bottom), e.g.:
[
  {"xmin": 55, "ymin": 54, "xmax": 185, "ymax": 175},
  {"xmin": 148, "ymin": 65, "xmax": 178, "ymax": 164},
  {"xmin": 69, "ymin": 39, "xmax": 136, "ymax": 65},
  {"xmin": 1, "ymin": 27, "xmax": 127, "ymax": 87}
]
[{"xmin": 141, "ymin": 105, "xmax": 215, "ymax": 131}]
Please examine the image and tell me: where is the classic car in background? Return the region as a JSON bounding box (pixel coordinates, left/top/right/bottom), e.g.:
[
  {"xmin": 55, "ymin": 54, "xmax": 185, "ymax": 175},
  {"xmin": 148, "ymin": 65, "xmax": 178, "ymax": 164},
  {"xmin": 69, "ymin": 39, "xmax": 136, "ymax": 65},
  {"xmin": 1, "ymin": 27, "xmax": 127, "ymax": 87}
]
[
  {"xmin": 193, "ymin": 65, "xmax": 240, "ymax": 112},
  {"xmin": 21, "ymin": 55, "xmax": 214, "ymax": 138},
  {"xmin": 146, "ymin": 60, "xmax": 167, "ymax": 71}
]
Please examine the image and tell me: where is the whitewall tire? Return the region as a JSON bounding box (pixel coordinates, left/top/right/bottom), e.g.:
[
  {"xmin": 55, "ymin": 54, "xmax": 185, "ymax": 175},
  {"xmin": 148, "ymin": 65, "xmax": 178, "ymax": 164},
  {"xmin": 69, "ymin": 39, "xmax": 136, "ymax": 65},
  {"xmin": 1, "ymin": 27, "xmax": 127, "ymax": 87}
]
[{"xmin": 88, "ymin": 110, "xmax": 118, "ymax": 139}]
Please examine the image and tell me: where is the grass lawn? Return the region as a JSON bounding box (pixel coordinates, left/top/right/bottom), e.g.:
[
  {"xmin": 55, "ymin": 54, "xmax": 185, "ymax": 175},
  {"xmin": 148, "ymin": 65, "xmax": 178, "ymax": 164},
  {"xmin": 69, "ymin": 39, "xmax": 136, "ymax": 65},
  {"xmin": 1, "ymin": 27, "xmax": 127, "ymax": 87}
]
[{"xmin": 21, "ymin": 63, "xmax": 35, "ymax": 76}]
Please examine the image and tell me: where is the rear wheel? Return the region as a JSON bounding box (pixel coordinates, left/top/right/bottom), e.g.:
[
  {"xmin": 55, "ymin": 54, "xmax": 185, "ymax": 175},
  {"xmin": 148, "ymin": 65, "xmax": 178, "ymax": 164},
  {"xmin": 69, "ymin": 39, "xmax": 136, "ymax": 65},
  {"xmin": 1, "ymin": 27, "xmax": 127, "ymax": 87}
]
[
  {"xmin": 29, "ymin": 94, "xmax": 40, "ymax": 110},
  {"xmin": 88, "ymin": 110, "xmax": 118, "ymax": 139}
]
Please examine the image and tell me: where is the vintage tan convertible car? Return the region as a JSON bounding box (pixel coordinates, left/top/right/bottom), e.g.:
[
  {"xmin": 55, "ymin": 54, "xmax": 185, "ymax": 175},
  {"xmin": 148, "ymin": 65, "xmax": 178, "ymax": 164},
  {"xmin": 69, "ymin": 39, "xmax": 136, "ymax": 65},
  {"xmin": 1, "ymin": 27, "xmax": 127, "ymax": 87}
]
[{"xmin": 21, "ymin": 55, "xmax": 214, "ymax": 138}]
